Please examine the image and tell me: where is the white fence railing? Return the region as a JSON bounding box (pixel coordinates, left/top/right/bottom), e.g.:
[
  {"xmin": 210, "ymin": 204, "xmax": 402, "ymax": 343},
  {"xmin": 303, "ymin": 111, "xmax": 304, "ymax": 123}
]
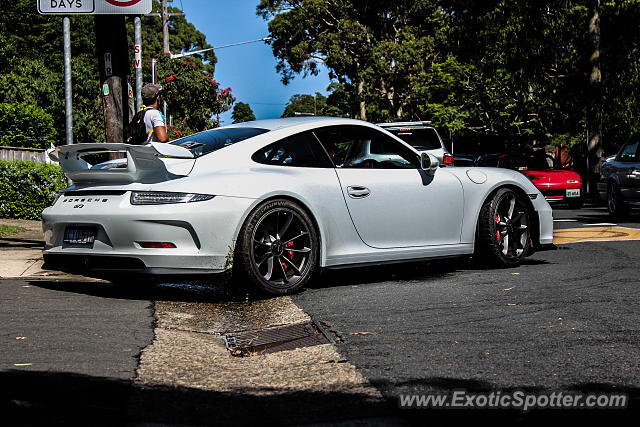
[{"xmin": 0, "ymin": 146, "xmax": 48, "ymax": 163}]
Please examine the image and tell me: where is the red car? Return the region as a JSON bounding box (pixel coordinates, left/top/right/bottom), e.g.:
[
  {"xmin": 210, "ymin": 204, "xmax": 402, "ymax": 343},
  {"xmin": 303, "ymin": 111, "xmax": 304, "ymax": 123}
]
[{"xmin": 475, "ymin": 153, "xmax": 583, "ymax": 208}]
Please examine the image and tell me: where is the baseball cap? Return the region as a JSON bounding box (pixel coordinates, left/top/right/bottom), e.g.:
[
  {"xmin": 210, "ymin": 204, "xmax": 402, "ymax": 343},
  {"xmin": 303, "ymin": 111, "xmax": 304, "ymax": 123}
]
[{"xmin": 141, "ymin": 83, "xmax": 162, "ymax": 100}]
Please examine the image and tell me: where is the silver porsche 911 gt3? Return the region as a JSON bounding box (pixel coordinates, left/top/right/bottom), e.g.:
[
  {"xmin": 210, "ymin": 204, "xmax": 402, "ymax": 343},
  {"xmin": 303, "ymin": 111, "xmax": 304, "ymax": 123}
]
[{"xmin": 42, "ymin": 117, "xmax": 553, "ymax": 294}]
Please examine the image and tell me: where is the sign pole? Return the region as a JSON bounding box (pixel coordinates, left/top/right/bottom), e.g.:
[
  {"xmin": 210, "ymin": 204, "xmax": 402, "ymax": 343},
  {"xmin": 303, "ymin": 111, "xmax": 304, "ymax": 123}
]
[
  {"xmin": 134, "ymin": 15, "xmax": 143, "ymax": 110},
  {"xmin": 63, "ymin": 16, "xmax": 73, "ymax": 145}
]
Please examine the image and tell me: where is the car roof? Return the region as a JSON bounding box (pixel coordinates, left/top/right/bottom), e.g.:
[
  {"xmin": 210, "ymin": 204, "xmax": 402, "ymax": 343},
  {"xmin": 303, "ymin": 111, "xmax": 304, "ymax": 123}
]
[{"xmin": 222, "ymin": 116, "xmax": 365, "ymax": 132}]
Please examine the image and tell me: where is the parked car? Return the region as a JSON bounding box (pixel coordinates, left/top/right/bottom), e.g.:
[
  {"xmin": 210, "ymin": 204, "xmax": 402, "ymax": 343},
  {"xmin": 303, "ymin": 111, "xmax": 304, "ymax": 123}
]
[
  {"xmin": 43, "ymin": 118, "xmax": 553, "ymax": 294},
  {"xmin": 598, "ymin": 133, "xmax": 640, "ymax": 216},
  {"xmin": 476, "ymin": 152, "xmax": 583, "ymax": 209},
  {"xmin": 376, "ymin": 121, "xmax": 454, "ymax": 165},
  {"xmin": 453, "ymin": 153, "xmax": 476, "ymax": 167}
]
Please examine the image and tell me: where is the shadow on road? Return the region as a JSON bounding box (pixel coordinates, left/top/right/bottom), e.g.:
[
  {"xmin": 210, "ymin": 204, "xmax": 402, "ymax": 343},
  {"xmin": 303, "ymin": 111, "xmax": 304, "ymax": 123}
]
[
  {"xmin": 27, "ymin": 277, "xmax": 256, "ymax": 304},
  {"xmin": 309, "ymin": 256, "xmax": 551, "ymax": 290},
  {"xmin": 1, "ymin": 369, "xmax": 392, "ymax": 426},
  {"xmin": 0, "ymin": 237, "xmax": 44, "ymax": 249},
  {"xmin": 30, "ymin": 253, "xmax": 551, "ymax": 301},
  {"xmin": 3, "ymin": 370, "xmax": 636, "ymax": 426}
]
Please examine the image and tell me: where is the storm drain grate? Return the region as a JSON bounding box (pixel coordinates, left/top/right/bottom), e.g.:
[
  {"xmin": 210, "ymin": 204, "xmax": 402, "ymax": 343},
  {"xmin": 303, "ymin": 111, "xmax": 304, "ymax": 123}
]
[{"xmin": 223, "ymin": 320, "xmax": 334, "ymax": 356}]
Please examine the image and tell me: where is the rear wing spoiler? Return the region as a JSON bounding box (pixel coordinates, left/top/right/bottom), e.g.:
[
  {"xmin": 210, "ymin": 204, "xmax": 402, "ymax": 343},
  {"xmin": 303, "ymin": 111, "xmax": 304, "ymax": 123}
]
[{"xmin": 49, "ymin": 142, "xmax": 194, "ymax": 185}]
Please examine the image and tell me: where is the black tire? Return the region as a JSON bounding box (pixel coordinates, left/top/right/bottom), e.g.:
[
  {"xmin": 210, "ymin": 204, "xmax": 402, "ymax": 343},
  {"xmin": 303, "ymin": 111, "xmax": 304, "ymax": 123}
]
[
  {"xmin": 567, "ymin": 198, "xmax": 583, "ymax": 209},
  {"xmin": 607, "ymin": 181, "xmax": 628, "ymax": 217},
  {"xmin": 475, "ymin": 188, "xmax": 531, "ymax": 267},
  {"xmin": 236, "ymin": 199, "xmax": 319, "ymax": 295}
]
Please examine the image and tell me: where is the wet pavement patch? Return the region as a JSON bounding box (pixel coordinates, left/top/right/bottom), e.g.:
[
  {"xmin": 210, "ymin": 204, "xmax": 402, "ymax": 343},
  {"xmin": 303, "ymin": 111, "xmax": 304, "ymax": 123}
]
[{"xmin": 223, "ymin": 320, "xmax": 334, "ymax": 356}]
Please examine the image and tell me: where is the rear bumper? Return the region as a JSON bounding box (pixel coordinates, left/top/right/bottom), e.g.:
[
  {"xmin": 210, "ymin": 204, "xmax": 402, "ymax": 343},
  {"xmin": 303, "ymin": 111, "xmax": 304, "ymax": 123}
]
[{"xmin": 41, "ymin": 193, "xmax": 256, "ymax": 274}]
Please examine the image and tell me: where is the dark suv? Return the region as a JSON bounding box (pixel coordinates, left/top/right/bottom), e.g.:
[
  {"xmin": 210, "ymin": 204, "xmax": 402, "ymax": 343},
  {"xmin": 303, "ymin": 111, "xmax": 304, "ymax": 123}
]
[
  {"xmin": 598, "ymin": 133, "xmax": 640, "ymax": 216},
  {"xmin": 377, "ymin": 121, "xmax": 454, "ymax": 165}
]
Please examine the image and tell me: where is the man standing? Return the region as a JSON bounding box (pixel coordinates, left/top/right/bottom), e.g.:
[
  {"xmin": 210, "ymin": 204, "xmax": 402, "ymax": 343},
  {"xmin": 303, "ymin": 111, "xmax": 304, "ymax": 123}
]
[{"xmin": 141, "ymin": 83, "xmax": 169, "ymax": 143}]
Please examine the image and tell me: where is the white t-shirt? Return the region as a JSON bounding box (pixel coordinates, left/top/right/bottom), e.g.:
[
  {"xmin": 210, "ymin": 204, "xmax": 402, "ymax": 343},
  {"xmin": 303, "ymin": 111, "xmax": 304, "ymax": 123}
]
[{"xmin": 143, "ymin": 108, "xmax": 166, "ymax": 143}]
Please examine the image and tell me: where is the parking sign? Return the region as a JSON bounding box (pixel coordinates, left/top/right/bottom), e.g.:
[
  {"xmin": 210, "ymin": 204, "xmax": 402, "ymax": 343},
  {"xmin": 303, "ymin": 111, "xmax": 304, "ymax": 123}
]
[{"xmin": 38, "ymin": 0, "xmax": 152, "ymax": 15}]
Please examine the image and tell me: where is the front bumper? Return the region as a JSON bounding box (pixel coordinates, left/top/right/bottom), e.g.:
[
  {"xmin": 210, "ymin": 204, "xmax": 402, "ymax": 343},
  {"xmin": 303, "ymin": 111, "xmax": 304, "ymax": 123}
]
[
  {"xmin": 531, "ymin": 195, "xmax": 554, "ymax": 245},
  {"xmin": 41, "ymin": 192, "xmax": 256, "ymax": 275}
]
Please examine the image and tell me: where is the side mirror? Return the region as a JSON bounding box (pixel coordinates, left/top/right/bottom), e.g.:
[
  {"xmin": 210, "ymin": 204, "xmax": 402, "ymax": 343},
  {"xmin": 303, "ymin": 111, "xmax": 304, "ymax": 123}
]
[{"xmin": 421, "ymin": 152, "xmax": 439, "ymax": 175}]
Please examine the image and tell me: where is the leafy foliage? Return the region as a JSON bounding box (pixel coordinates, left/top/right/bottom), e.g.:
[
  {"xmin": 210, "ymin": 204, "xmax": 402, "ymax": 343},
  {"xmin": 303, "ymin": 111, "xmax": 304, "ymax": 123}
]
[
  {"xmin": 232, "ymin": 102, "xmax": 257, "ymax": 123},
  {"xmin": 259, "ymin": 0, "xmax": 640, "ymax": 156},
  {"xmin": 281, "ymin": 89, "xmax": 350, "ymax": 118},
  {"xmin": 0, "ymin": 0, "xmax": 227, "ymax": 146},
  {"xmin": 0, "ymin": 103, "xmax": 57, "ymax": 149},
  {"xmin": 0, "ymin": 161, "xmax": 66, "ymax": 220},
  {"xmin": 156, "ymin": 55, "xmax": 234, "ymax": 134}
]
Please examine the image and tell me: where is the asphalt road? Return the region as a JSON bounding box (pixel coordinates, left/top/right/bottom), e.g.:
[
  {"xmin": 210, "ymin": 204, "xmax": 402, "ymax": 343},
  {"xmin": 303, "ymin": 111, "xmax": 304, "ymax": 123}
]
[
  {"xmin": 292, "ymin": 205, "xmax": 640, "ymax": 423},
  {"xmin": 1, "ymin": 205, "xmax": 639, "ymax": 424}
]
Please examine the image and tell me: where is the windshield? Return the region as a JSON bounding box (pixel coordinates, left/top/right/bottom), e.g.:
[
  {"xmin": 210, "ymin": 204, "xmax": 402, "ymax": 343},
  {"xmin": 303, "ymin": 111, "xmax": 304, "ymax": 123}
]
[
  {"xmin": 385, "ymin": 128, "xmax": 442, "ymax": 151},
  {"xmin": 496, "ymin": 154, "xmax": 559, "ymax": 170},
  {"xmin": 170, "ymin": 127, "xmax": 269, "ymax": 158}
]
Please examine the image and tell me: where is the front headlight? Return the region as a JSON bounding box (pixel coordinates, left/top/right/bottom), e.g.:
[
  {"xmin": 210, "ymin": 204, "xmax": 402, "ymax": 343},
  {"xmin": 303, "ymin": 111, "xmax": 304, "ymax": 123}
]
[{"xmin": 130, "ymin": 191, "xmax": 215, "ymax": 205}]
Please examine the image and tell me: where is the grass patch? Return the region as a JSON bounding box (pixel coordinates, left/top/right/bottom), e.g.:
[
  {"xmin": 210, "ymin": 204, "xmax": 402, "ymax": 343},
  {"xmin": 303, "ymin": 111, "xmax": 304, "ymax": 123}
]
[{"xmin": 0, "ymin": 225, "xmax": 27, "ymax": 238}]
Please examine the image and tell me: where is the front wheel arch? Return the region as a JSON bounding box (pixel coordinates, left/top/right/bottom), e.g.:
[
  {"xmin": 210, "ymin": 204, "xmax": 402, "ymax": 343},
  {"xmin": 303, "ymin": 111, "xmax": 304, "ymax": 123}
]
[{"xmin": 473, "ymin": 185, "xmax": 539, "ymax": 250}]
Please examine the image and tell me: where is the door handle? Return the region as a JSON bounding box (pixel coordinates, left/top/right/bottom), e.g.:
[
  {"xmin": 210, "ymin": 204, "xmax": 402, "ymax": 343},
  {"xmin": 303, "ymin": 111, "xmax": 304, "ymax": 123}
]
[
  {"xmin": 347, "ymin": 186, "xmax": 370, "ymax": 199},
  {"xmin": 628, "ymin": 169, "xmax": 640, "ymax": 179}
]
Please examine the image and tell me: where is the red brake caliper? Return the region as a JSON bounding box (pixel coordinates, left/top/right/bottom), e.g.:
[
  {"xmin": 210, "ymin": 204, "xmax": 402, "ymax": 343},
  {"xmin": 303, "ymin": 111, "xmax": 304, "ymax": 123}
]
[
  {"xmin": 281, "ymin": 241, "xmax": 295, "ymax": 270},
  {"xmin": 496, "ymin": 215, "xmax": 501, "ymax": 240}
]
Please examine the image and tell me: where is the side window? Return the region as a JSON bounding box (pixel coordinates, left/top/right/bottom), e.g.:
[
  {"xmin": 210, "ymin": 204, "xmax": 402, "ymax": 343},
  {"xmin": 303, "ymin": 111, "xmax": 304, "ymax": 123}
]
[
  {"xmin": 251, "ymin": 131, "xmax": 333, "ymax": 167},
  {"xmin": 618, "ymin": 139, "xmax": 640, "ymax": 162},
  {"xmin": 314, "ymin": 126, "xmax": 418, "ymax": 169}
]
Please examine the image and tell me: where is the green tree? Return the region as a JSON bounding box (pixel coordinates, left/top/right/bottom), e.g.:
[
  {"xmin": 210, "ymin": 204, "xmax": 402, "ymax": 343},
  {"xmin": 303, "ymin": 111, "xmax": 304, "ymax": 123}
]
[
  {"xmin": 232, "ymin": 102, "xmax": 256, "ymax": 123},
  {"xmin": 258, "ymin": 0, "xmax": 454, "ymax": 121},
  {"xmin": 156, "ymin": 55, "xmax": 234, "ymax": 136},
  {"xmin": 0, "ymin": 0, "xmax": 224, "ymax": 145}
]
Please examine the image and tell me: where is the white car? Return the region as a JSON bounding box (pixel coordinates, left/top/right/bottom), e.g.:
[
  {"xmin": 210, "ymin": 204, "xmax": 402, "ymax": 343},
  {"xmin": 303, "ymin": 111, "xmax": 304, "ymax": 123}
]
[
  {"xmin": 377, "ymin": 121, "xmax": 453, "ymax": 165},
  {"xmin": 42, "ymin": 117, "xmax": 553, "ymax": 294}
]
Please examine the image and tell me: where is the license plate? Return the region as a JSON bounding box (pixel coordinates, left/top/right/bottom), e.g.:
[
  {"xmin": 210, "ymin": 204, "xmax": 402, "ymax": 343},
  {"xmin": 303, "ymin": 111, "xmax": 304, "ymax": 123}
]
[
  {"xmin": 566, "ymin": 189, "xmax": 581, "ymax": 198},
  {"xmin": 63, "ymin": 227, "xmax": 96, "ymax": 245}
]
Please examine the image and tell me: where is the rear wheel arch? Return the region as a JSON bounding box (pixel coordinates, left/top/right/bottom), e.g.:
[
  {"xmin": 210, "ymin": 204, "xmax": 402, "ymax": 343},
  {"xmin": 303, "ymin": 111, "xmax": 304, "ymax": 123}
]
[{"xmin": 233, "ymin": 194, "xmax": 324, "ymax": 279}]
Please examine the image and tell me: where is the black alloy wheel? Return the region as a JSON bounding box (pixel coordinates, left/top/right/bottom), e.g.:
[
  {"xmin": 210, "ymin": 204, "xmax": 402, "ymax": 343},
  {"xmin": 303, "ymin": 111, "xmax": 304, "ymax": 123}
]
[
  {"xmin": 476, "ymin": 188, "xmax": 531, "ymax": 267},
  {"xmin": 237, "ymin": 199, "xmax": 318, "ymax": 295},
  {"xmin": 607, "ymin": 182, "xmax": 628, "ymax": 217}
]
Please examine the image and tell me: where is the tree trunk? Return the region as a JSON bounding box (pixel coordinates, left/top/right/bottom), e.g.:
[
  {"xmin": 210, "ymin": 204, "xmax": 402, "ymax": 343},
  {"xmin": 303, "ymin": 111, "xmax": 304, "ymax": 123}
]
[
  {"xmin": 357, "ymin": 78, "xmax": 367, "ymax": 121},
  {"xmin": 587, "ymin": 0, "xmax": 602, "ymax": 197},
  {"xmin": 95, "ymin": 15, "xmax": 134, "ymax": 144}
]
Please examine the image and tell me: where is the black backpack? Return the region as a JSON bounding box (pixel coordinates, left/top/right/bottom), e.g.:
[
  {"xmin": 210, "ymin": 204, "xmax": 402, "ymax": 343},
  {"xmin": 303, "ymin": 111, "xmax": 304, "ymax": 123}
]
[{"xmin": 125, "ymin": 108, "xmax": 151, "ymax": 145}]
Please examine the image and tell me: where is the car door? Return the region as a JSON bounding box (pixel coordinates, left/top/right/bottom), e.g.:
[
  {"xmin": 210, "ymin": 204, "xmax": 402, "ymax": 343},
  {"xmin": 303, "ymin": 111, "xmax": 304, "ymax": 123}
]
[
  {"xmin": 615, "ymin": 136, "xmax": 640, "ymax": 201},
  {"xmin": 314, "ymin": 125, "xmax": 464, "ymax": 249}
]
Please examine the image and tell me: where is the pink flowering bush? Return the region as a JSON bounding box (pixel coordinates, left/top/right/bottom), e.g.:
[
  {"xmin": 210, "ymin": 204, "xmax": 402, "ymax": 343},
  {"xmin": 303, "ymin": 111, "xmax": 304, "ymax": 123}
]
[{"xmin": 156, "ymin": 55, "xmax": 234, "ymax": 136}]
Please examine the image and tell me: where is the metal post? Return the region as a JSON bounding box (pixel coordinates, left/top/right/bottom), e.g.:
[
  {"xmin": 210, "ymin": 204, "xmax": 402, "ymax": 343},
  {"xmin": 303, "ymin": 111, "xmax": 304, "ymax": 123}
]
[
  {"xmin": 151, "ymin": 58, "xmax": 156, "ymax": 85},
  {"xmin": 134, "ymin": 16, "xmax": 143, "ymax": 110},
  {"xmin": 63, "ymin": 16, "xmax": 73, "ymax": 145},
  {"xmin": 162, "ymin": 0, "xmax": 170, "ymax": 54}
]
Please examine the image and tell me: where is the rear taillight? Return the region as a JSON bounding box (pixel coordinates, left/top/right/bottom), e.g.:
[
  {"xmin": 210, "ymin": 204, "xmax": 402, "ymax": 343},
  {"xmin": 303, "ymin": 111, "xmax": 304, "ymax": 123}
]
[{"xmin": 443, "ymin": 154, "xmax": 454, "ymax": 166}]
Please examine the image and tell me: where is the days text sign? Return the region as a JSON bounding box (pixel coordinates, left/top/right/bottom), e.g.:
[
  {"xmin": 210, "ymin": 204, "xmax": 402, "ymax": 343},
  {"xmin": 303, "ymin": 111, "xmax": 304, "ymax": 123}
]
[{"xmin": 38, "ymin": 0, "xmax": 152, "ymax": 15}]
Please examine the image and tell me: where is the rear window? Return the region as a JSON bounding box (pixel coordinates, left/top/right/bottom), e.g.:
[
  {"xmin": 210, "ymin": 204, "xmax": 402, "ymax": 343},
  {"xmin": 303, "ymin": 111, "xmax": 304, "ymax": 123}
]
[
  {"xmin": 170, "ymin": 128, "xmax": 269, "ymax": 158},
  {"xmin": 385, "ymin": 128, "xmax": 442, "ymax": 151}
]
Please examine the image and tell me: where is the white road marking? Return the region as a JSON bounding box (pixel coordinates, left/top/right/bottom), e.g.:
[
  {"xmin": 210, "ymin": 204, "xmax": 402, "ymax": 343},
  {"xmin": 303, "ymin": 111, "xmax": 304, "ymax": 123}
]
[
  {"xmin": 553, "ymin": 219, "xmax": 578, "ymax": 222},
  {"xmin": 584, "ymin": 223, "xmax": 617, "ymax": 226}
]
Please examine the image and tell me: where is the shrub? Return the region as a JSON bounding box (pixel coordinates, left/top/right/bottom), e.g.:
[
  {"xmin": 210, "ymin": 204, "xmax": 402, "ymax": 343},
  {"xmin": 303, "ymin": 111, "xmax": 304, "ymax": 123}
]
[
  {"xmin": 0, "ymin": 103, "xmax": 57, "ymax": 149},
  {"xmin": 0, "ymin": 161, "xmax": 66, "ymax": 220}
]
